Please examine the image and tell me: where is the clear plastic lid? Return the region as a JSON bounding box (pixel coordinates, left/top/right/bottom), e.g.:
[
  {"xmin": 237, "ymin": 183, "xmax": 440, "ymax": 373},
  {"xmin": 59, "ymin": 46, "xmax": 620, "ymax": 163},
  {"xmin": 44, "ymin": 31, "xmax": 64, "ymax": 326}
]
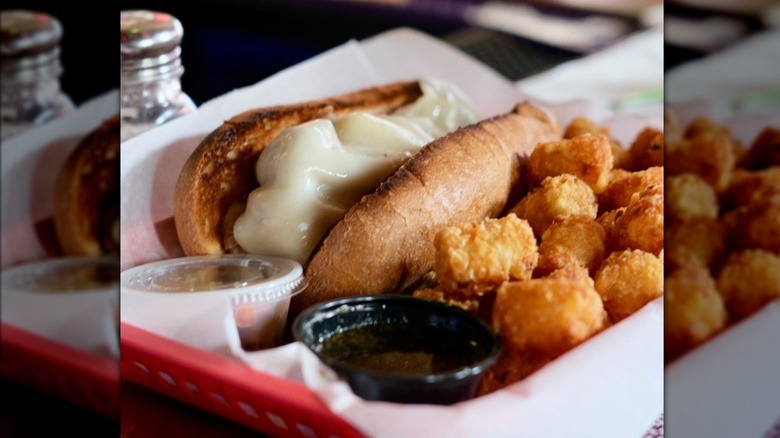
[
  {"xmin": 120, "ymin": 254, "xmax": 306, "ymax": 302},
  {"xmin": 1, "ymin": 256, "xmax": 118, "ymax": 294}
]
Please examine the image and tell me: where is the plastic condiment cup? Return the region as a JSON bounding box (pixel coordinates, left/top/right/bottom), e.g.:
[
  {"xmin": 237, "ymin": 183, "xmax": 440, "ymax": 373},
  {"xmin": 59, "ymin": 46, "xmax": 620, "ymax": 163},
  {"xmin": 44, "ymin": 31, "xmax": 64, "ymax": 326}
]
[
  {"xmin": 1, "ymin": 256, "xmax": 120, "ymax": 357},
  {"xmin": 293, "ymin": 294, "xmax": 502, "ymax": 405},
  {"xmin": 120, "ymin": 255, "xmax": 306, "ymax": 351}
]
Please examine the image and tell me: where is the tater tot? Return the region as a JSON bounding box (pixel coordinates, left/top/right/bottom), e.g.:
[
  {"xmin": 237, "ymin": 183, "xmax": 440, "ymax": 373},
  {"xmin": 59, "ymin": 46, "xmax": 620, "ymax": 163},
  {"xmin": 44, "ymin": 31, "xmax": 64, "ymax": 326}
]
[
  {"xmin": 434, "ymin": 214, "xmax": 538, "ymax": 296},
  {"xmin": 412, "ymin": 288, "xmax": 480, "ymax": 314},
  {"xmin": 739, "ymin": 126, "xmax": 780, "ymax": 170},
  {"xmin": 719, "ymin": 167, "xmax": 780, "ymax": 211},
  {"xmin": 594, "ymin": 249, "xmax": 663, "ymax": 322},
  {"xmin": 510, "ymin": 174, "xmax": 597, "ymax": 238},
  {"xmin": 599, "ymin": 166, "xmax": 663, "ymax": 213},
  {"xmin": 665, "ymin": 264, "xmax": 728, "ymax": 361},
  {"xmin": 665, "ymin": 218, "xmax": 727, "ymax": 270},
  {"xmin": 546, "ymin": 264, "xmax": 594, "ymax": 288},
  {"xmin": 527, "ymin": 134, "xmax": 614, "ymax": 194},
  {"xmin": 493, "ymin": 278, "xmax": 608, "ymax": 355},
  {"xmin": 716, "ymin": 249, "xmax": 780, "ymax": 321},
  {"xmin": 612, "ymin": 185, "xmax": 664, "ymax": 255},
  {"xmin": 666, "ymin": 174, "xmax": 719, "ymax": 222},
  {"xmin": 535, "ymin": 216, "xmax": 606, "ymax": 277},
  {"xmin": 666, "ymin": 132, "xmax": 735, "ymax": 191},
  {"xmin": 684, "ymin": 116, "xmax": 724, "ymax": 138},
  {"xmin": 683, "ymin": 117, "xmax": 747, "ymax": 163},
  {"xmin": 730, "ymin": 188, "xmax": 780, "ymax": 253},
  {"xmin": 597, "ymin": 207, "xmax": 625, "ymax": 247},
  {"xmin": 477, "ymin": 350, "xmax": 554, "ymax": 395},
  {"xmin": 563, "ymin": 117, "xmax": 629, "ymax": 169},
  {"xmin": 627, "ymin": 127, "xmax": 664, "ymax": 171},
  {"xmin": 563, "ymin": 116, "xmax": 606, "ymax": 138}
]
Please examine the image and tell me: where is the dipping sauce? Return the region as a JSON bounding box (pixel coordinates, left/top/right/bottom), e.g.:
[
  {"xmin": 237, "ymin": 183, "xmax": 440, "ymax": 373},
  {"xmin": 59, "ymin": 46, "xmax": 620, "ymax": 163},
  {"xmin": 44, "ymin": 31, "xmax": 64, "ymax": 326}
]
[
  {"xmin": 294, "ymin": 295, "xmax": 502, "ymax": 404},
  {"xmin": 121, "ymin": 255, "xmax": 305, "ymax": 352},
  {"xmin": 320, "ymin": 323, "xmax": 487, "ymax": 375}
]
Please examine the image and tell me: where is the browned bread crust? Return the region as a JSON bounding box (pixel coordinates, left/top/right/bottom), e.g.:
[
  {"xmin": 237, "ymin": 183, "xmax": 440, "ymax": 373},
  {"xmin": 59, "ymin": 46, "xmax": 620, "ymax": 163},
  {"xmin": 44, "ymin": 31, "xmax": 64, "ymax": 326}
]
[
  {"xmin": 294, "ymin": 103, "xmax": 560, "ymax": 314},
  {"xmin": 174, "ymin": 81, "xmax": 423, "ymax": 256},
  {"xmin": 53, "ymin": 115, "xmax": 120, "ymax": 256}
]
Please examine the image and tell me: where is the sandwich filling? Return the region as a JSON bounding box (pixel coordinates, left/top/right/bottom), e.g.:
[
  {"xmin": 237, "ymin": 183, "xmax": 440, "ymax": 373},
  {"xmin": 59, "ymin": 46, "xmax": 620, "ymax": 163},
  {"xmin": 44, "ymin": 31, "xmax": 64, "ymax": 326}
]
[{"xmin": 233, "ymin": 79, "xmax": 478, "ymax": 264}]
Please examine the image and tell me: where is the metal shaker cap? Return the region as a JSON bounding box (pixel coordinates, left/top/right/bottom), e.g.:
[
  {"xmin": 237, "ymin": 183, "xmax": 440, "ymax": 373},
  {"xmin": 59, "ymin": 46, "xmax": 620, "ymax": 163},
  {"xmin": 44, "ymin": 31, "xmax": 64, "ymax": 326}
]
[
  {"xmin": 1, "ymin": 10, "xmax": 62, "ymax": 77},
  {"xmin": 121, "ymin": 10, "xmax": 184, "ymax": 80}
]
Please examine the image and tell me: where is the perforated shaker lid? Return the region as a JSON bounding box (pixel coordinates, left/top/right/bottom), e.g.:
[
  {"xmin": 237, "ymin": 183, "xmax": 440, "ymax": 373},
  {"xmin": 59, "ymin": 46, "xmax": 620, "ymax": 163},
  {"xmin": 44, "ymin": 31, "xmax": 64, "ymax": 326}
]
[
  {"xmin": 1, "ymin": 10, "xmax": 62, "ymax": 76},
  {"xmin": 120, "ymin": 10, "xmax": 184, "ymax": 79}
]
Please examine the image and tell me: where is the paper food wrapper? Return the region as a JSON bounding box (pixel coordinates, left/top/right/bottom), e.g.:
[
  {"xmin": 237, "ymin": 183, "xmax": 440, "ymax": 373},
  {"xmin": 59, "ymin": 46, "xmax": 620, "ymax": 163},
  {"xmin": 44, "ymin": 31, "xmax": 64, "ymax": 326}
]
[
  {"xmin": 0, "ymin": 90, "xmax": 120, "ymax": 358},
  {"xmin": 120, "ymin": 28, "xmax": 662, "ymax": 438},
  {"xmin": 664, "ymin": 33, "xmax": 780, "ymax": 437}
]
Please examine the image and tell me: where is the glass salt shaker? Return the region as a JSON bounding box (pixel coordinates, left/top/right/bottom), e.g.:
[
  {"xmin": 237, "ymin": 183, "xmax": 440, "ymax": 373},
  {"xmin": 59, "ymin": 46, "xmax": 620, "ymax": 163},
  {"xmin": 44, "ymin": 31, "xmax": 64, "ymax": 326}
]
[
  {"xmin": 1, "ymin": 10, "xmax": 74, "ymax": 141},
  {"xmin": 120, "ymin": 10, "xmax": 196, "ymax": 141}
]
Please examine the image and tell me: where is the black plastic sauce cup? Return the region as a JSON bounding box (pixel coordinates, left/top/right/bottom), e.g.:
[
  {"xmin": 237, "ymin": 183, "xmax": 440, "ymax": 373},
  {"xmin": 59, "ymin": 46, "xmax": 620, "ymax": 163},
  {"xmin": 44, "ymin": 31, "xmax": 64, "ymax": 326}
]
[{"xmin": 293, "ymin": 295, "xmax": 502, "ymax": 405}]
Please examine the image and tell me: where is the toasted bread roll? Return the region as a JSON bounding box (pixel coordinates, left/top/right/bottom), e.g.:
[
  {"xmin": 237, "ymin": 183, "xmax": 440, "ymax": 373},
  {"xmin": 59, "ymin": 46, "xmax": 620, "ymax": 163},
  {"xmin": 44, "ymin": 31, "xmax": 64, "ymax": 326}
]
[
  {"xmin": 53, "ymin": 115, "xmax": 120, "ymax": 256},
  {"xmin": 175, "ymin": 81, "xmax": 423, "ymax": 256},
  {"xmin": 297, "ymin": 103, "xmax": 560, "ymax": 314}
]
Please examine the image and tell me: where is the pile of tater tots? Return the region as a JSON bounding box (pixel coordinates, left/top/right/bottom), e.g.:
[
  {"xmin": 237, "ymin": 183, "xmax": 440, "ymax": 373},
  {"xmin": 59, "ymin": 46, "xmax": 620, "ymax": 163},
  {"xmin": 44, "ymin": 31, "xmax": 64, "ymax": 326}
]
[
  {"xmin": 665, "ymin": 115, "xmax": 780, "ymax": 361},
  {"xmin": 413, "ymin": 117, "xmax": 665, "ymax": 394}
]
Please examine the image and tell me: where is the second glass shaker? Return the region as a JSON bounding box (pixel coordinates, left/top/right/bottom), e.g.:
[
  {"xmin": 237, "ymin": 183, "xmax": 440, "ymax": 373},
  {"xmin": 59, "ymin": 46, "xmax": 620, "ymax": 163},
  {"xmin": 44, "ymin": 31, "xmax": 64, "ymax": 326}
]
[
  {"xmin": 1, "ymin": 10, "xmax": 74, "ymax": 141},
  {"xmin": 120, "ymin": 10, "xmax": 196, "ymax": 141}
]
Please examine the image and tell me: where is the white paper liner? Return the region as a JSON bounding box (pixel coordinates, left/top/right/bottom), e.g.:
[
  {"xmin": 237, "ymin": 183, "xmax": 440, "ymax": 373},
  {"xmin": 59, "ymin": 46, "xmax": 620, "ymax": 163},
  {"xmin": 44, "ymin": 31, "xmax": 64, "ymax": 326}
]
[
  {"xmin": 119, "ymin": 28, "xmax": 662, "ymax": 437},
  {"xmin": 1, "ymin": 282, "xmax": 118, "ymax": 358},
  {"xmin": 665, "ymin": 301, "xmax": 780, "ymax": 438},
  {"xmin": 1, "ymin": 90, "xmax": 118, "ymax": 268},
  {"xmin": 0, "ymin": 90, "xmax": 120, "ymax": 358}
]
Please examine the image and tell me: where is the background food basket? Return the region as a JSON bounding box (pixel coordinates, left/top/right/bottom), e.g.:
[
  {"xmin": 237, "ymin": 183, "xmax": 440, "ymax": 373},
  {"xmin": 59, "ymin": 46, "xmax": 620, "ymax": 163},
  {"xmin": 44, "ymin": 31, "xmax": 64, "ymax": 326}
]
[{"xmin": 1, "ymin": 323, "xmax": 119, "ymax": 419}]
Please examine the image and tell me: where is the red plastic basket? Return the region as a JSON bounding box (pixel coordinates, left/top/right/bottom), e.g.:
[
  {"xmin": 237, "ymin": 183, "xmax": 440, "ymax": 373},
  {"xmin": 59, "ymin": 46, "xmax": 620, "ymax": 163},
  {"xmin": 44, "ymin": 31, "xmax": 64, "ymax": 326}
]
[
  {"xmin": 120, "ymin": 322, "xmax": 366, "ymax": 438},
  {"xmin": 0, "ymin": 322, "xmax": 119, "ymax": 419}
]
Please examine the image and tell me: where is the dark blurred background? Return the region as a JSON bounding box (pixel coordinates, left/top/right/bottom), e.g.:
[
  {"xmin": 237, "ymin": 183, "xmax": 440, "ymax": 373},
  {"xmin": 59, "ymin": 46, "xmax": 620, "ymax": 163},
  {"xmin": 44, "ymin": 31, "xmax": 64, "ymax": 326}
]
[
  {"xmin": 665, "ymin": 0, "xmax": 772, "ymax": 70},
  {"xmin": 3, "ymin": 2, "xmax": 117, "ymax": 105},
  {"xmin": 116, "ymin": 0, "xmax": 651, "ymax": 105}
]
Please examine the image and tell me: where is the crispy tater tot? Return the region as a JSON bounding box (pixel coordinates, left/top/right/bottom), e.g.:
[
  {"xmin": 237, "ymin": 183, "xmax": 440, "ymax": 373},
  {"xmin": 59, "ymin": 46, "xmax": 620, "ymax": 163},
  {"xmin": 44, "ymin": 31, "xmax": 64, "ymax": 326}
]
[
  {"xmin": 719, "ymin": 167, "xmax": 780, "ymax": 211},
  {"xmin": 434, "ymin": 214, "xmax": 538, "ymax": 296},
  {"xmin": 608, "ymin": 168, "xmax": 631, "ymax": 183},
  {"xmin": 666, "ymin": 132, "xmax": 735, "ymax": 191},
  {"xmin": 665, "ymin": 263, "xmax": 728, "ymax": 361},
  {"xmin": 510, "ymin": 174, "xmax": 597, "ymax": 238},
  {"xmin": 739, "ymin": 126, "xmax": 780, "ymax": 170},
  {"xmin": 477, "ymin": 350, "xmax": 554, "ymax": 395},
  {"xmin": 597, "ymin": 207, "xmax": 624, "ymax": 240},
  {"xmin": 627, "ymin": 127, "xmax": 664, "ymax": 171},
  {"xmin": 563, "ymin": 116, "xmax": 605, "ymax": 138},
  {"xmin": 666, "ymin": 173, "xmax": 719, "ymax": 222},
  {"xmin": 730, "ymin": 188, "xmax": 780, "ymax": 254},
  {"xmin": 412, "ymin": 288, "xmax": 480, "ymax": 314},
  {"xmin": 683, "ymin": 117, "xmax": 746, "ymax": 163},
  {"xmin": 535, "ymin": 216, "xmax": 606, "ymax": 277},
  {"xmin": 594, "ymin": 249, "xmax": 663, "ymax": 322},
  {"xmin": 546, "ymin": 264, "xmax": 594, "ymax": 288},
  {"xmin": 563, "ymin": 117, "xmax": 630, "ymax": 169},
  {"xmin": 599, "ymin": 166, "xmax": 663, "ymax": 213},
  {"xmin": 493, "ymin": 278, "xmax": 608, "ymax": 355},
  {"xmin": 612, "ymin": 185, "xmax": 664, "ymax": 255},
  {"xmin": 716, "ymin": 249, "xmax": 780, "ymax": 321},
  {"xmin": 527, "ymin": 134, "xmax": 614, "ymax": 194},
  {"xmin": 665, "ymin": 218, "xmax": 727, "ymax": 271},
  {"xmin": 684, "ymin": 116, "xmax": 723, "ymax": 138}
]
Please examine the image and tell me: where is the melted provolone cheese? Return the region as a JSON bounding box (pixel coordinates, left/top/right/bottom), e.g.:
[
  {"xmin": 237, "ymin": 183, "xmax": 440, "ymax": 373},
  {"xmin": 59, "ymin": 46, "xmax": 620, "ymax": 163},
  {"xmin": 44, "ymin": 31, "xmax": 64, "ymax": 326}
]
[{"xmin": 233, "ymin": 79, "xmax": 478, "ymax": 264}]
